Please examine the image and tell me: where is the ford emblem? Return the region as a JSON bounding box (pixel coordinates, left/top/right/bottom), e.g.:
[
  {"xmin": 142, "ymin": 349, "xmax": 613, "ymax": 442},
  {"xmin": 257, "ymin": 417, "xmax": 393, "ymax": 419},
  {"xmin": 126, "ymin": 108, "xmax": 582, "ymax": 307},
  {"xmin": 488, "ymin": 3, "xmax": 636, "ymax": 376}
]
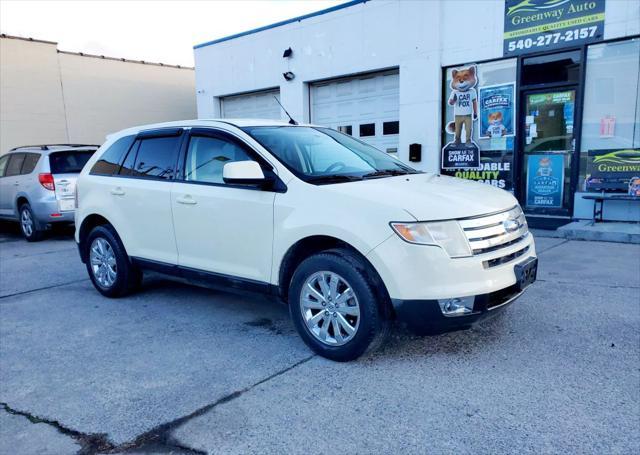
[{"xmin": 503, "ymin": 218, "xmax": 520, "ymax": 233}]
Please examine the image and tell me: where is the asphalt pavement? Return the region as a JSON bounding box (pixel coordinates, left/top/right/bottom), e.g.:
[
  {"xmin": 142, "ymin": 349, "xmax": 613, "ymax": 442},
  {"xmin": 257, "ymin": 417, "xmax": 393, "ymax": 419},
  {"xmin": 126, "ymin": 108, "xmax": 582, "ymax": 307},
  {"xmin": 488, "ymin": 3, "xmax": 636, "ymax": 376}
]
[{"xmin": 1, "ymin": 222, "xmax": 638, "ymax": 454}]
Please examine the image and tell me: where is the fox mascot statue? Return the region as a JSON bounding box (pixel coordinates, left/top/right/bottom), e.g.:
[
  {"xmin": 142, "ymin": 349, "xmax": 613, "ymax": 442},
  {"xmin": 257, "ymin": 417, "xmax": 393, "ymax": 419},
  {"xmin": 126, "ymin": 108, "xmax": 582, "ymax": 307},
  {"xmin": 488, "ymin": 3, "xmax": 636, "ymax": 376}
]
[{"xmin": 446, "ymin": 65, "xmax": 478, "ymax": 146}]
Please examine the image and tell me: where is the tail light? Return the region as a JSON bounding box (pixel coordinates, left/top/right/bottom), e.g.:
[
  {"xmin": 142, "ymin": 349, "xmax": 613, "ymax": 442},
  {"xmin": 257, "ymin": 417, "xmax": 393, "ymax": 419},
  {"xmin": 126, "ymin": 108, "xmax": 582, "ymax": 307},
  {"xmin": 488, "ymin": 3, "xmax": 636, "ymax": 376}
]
[
  {"xmin": 38, "ymin": 173, "xmax": 55, "ymax": 191},
  {"xmin": 75, "ymin": 182, "xmax": 79, "ymax": 209}
]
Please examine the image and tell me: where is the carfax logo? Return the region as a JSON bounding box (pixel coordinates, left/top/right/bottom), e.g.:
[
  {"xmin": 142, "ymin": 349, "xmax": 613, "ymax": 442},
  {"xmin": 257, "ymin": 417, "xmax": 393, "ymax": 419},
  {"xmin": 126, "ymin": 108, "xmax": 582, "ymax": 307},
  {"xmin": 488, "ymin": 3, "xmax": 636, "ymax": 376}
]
[{"xmin": 482, "ymin": 95, "xmax": 510, "ymax": 110}]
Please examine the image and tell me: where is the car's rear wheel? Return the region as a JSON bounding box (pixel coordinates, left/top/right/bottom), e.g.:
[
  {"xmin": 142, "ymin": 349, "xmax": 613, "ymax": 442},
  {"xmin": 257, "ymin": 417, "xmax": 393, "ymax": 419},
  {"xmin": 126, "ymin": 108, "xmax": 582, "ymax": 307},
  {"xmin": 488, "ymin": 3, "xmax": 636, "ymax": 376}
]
[
  {"xmin": 85, "ymin": 224, "xmax": 141, "ymax": 297},
  {"xmin": 19, "ymin": 204, "xmax": 44, "ymax": 242},
  {"xmin": 289, "ymin": 249, "xmax": 390, "ymax": 361}
]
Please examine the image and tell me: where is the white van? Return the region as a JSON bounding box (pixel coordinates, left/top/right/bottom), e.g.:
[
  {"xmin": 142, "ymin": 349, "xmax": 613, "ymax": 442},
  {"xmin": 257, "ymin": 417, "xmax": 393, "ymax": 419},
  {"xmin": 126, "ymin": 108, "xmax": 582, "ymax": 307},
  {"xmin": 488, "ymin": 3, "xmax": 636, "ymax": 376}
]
[{"xmin": 75, "ymin": 120, "xmax": 537, "ymax": 361}]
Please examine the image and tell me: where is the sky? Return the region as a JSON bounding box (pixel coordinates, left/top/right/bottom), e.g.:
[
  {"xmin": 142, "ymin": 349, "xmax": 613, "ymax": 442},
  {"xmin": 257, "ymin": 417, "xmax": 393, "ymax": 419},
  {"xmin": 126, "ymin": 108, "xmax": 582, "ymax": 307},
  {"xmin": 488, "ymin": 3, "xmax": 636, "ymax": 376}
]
[{"xmin": 0, "ymin": 0, "xmax": 343, "ymax": 67}]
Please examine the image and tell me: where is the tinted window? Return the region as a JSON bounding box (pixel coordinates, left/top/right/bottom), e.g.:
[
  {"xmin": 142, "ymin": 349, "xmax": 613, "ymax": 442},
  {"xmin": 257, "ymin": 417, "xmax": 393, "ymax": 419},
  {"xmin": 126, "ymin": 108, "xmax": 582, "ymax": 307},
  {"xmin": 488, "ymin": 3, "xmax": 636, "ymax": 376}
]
[
  {"xmin": 21, "ymin": 153, "xmax": 40, "ymax": 174},
  {"xmin": 359, "ymin": 123, "xmax": 375, "ymax": 137},
  {"xmin": 0, "ymin": 155, "xmax": 9, "ymax": 177},
  {"xmin": 5, "ymin": 153, "xmax": 25, "ymax": 177},
  {"xmin": 185, "ymin": 135, "xmax": 254, "ymax": 184},
  {"xmin": 91, "ymin": 136, "xmax": 135, "ymax": 176},
  {"xmin": 383, "ymin": 121, "xmax": 399, "ymax": 135},
  {"xmin": 119, "ymin": 141, "xmax": 139, "ymax": 176},
  {"xmin": 131, "ymin": 136, "xmax": 181, "ymax": 179},
  {"xmin": 49, "ymin": 151, "xmax": 95, "ymax": 174}
]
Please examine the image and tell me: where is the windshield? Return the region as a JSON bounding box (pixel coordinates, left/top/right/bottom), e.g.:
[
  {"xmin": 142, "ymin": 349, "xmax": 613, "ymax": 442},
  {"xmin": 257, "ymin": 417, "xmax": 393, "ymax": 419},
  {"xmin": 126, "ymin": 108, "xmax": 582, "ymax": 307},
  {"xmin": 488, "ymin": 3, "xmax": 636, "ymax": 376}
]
[{"xmin": 242, "ymin": 126, "xmax": 419, "ymax": 183}]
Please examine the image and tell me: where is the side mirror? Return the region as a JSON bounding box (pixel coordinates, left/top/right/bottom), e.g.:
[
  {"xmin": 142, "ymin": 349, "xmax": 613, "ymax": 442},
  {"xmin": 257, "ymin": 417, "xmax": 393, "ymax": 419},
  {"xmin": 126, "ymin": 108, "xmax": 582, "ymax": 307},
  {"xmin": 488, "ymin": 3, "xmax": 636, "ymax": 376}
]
[{"xmin": 222, "ymin": 161, "xmax": 267, "ymax": 185}]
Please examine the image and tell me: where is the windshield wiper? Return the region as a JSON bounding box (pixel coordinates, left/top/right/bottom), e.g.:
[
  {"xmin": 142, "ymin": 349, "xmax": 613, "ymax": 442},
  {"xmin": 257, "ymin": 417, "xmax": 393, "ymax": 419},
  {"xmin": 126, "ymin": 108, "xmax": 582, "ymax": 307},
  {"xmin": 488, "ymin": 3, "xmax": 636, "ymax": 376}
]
[
  {"xmin": 362, "ymin": 169, "xmax": 414, "ymax": 179},
  {"xmin": 307, "ymin": 174, "xmax": 364, "ymax": 184}
]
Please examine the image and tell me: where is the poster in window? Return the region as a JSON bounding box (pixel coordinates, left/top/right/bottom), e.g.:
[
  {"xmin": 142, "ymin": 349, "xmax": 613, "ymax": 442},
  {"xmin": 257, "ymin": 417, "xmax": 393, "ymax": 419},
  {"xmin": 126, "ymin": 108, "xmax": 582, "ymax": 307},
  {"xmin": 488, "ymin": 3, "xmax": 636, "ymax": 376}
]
[
  {"xmin": 585, "ymin": 148, "xmax": 640, "ymax": 192},
  {"xmin": 479, "ymin": 83, "xmax": 515, "ymax": 139},
  {"xmin": 442, "ymin": 65, "xmax": 480, "ymax": 169},
  {"xmin": 443, "ymin": 150, "xmax": 514, "ymax": 191},
  {"xmin": 526, "ymin": 153, "xmax": 565, "ymax": 207}
]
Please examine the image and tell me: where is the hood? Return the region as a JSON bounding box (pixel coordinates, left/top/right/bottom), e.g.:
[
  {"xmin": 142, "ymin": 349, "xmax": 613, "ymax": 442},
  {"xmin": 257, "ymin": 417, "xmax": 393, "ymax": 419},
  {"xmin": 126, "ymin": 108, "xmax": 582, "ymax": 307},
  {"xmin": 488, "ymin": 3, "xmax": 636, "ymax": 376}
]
[{"xmin": 322, "ymin": 173, "xmax": 518, "ymax": 221}]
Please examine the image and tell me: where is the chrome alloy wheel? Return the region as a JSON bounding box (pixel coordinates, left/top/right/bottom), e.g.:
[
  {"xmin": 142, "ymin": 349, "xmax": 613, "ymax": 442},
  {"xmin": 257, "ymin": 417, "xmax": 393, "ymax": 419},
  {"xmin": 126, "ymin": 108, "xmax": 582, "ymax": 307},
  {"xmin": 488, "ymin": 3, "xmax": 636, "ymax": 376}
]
[
  {"xmin": 89, "ymin": 238, "xmax": 117, "ymax": 288},
  {"xmin": 20, "ymin": 208, "xmax": 34, "ymax": 237},
  {"xmin": 300, "ymin": 271, "xmax": 360, "ymax": 346}
]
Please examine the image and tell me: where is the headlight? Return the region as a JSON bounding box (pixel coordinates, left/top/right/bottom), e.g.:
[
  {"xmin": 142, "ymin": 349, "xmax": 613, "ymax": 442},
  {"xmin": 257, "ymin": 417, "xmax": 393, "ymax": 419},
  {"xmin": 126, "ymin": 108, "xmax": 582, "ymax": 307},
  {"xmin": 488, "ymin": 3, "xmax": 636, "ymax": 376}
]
[{"xmin": 390, "ymin": 220, "xmax": 472, "ymax": 258}]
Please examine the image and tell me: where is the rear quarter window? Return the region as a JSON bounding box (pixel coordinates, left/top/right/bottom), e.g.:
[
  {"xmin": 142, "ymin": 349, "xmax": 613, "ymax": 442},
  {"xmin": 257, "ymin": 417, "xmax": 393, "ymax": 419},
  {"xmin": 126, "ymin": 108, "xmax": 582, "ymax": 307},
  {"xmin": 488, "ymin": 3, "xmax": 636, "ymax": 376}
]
[
  {"xmin": 90, "ymin": 136, "xmax": 135, "ymax": 176},
  {"xmin": 21, "ymin": 153, "xmax": 40, "ymax": 174},
  {"xmin": 49, "ymin": 150, "xmax": 95, "ymax": 174}
]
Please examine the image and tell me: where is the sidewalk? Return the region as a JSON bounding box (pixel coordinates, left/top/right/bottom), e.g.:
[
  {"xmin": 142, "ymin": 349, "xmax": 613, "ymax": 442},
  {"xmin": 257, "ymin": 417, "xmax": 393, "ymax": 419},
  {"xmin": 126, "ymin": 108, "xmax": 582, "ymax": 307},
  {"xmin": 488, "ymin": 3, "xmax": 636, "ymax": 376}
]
[{"xmin": 532, "ymin": 220, "xmax": 640, "ymax": 244}]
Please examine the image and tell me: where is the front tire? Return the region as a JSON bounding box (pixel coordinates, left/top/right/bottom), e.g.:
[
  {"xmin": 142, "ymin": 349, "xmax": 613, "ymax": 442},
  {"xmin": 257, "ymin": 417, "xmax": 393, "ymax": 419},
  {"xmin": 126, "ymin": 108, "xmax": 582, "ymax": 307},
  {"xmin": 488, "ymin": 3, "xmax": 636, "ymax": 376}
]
[
  {"xmin": 85, "ymin": 225, "xmax": 141, "ymax": 297},
  {"xmin": 19, "ymin": 204, "xmax": 44, "ymax": 242},
  {"xmin": 288, "ymin": 249, "xmax": 390, "ymax": 361}
]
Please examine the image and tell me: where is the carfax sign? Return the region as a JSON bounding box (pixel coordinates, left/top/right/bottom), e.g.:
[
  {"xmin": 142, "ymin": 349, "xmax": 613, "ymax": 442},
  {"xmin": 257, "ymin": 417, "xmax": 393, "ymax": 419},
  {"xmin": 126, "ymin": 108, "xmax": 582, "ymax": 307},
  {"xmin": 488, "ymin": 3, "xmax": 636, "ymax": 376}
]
[
  {"xmin": 504, "ymin": 0, "xmax": 605, "ymax": 56},
  {"xmin": 526, "ymin": 154, "xmax": 565, "ymax": 208}
]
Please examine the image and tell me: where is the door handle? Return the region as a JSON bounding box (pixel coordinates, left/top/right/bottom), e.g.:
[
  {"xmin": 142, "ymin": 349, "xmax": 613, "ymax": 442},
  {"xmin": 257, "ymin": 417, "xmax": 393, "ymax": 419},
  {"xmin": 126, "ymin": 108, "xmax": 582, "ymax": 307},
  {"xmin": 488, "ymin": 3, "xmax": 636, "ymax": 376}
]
[
  {"xmin": 176, "ymin": 195, "xmax": 197, "ymax": 205},
  {"xmin": 13, "ymin": 182, "xmax": 19, "ymax": 186},
  {"xmin": 110, "ymin": 188, "xmax": 125, "ymax": 196}
]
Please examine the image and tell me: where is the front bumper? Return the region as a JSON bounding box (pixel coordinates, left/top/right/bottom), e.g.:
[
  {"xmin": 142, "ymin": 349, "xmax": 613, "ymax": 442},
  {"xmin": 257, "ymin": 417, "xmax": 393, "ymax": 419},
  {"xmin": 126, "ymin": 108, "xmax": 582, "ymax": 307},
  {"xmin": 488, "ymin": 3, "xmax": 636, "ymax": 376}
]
[{"xmin": 392, "ymin": 282, "xmax": 526, "ymax": 335}]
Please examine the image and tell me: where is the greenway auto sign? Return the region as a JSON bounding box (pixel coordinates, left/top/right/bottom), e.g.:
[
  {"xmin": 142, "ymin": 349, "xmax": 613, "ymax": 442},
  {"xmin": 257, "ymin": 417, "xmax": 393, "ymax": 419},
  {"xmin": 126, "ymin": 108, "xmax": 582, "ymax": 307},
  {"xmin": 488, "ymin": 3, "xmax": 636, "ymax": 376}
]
[
  {"xmin": 586, "ymin": 149, "xmax": 640, "ymax": 192},
  {"xmin": 504, "ymin": 0, "xmax": 605, "ymax": 56}
]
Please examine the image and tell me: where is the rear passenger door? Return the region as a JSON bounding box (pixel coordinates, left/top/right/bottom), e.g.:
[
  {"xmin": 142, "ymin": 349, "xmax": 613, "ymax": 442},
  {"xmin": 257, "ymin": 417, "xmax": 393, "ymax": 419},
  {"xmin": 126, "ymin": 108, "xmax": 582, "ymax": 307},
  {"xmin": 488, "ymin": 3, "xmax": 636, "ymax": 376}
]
[
  {"xmin": 171, "ymin": 128, "xmax": 275, "ymax": 283},
  {"xmin": 0, "ymin": 153, "xmax": 25, "ymax": 216},
  {"xmin": 105, "ymin": 129, "xmax": 184, "ymax": 264}
]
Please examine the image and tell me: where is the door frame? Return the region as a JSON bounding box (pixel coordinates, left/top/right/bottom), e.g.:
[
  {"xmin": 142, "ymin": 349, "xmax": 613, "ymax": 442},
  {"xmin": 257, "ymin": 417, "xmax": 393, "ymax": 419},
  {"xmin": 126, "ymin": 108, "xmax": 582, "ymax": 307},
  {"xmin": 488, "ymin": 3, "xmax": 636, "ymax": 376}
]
[{"xmin": 513, "ymin": 46, "xmax": 588, "ymax": 219}]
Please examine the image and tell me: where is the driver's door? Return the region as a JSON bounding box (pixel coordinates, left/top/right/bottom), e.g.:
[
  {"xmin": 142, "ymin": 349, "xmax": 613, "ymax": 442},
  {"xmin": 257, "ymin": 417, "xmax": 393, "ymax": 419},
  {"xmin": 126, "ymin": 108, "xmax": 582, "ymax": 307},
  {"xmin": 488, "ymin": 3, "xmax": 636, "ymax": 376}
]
[{"xmin": 171, "ymin": 129, "xmax": 275, "ymax": 283}]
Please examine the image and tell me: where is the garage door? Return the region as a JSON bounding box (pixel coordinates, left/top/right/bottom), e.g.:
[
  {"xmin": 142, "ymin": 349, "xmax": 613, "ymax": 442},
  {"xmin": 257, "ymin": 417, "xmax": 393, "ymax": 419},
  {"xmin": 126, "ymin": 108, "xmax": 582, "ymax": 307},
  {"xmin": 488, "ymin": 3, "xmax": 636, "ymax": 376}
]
[
  {"xmin": 311, "ymin": 70, "xmax": 399, "ymax": 154},
  {"xmin": 220, "ymin": 89, "xmax": 282, "ymax": 120}
]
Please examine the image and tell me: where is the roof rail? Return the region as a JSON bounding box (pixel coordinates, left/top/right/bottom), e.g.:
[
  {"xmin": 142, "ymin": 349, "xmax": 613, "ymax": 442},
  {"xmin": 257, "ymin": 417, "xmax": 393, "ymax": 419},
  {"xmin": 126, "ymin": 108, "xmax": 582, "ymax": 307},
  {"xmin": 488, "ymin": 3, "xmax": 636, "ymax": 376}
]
[{"xmin": 9, "ymin": 143, "xmax": 100, "ymax": 151}]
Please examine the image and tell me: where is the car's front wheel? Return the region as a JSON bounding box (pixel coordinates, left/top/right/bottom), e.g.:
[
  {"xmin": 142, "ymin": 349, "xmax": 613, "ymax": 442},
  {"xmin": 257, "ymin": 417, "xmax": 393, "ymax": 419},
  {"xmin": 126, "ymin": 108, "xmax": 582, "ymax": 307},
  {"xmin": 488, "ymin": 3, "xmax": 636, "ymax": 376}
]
[
  {"xmin": 85, "ymin": 224, "xmax": 141, "ymax": 297},
  {"xmin": 19, "ymin": 203, "xmax": 44, "ymax": 242},
  {"xmin": 289, "ymin": 249, "xmax": 390, "ymax": 361}
]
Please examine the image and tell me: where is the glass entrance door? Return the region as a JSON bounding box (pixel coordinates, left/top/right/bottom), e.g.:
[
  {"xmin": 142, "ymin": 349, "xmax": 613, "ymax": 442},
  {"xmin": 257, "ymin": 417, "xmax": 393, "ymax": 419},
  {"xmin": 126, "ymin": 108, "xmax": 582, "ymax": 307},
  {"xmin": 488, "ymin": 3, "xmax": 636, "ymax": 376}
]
[{"xmin": 520, "ymin": 89, "xmax": 576, "ymax": 216}]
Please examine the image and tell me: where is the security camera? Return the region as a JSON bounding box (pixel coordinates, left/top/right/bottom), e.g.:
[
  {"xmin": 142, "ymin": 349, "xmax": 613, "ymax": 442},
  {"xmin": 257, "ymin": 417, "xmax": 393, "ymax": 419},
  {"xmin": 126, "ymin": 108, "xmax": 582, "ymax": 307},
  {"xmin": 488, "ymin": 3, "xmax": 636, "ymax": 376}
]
[{"xmin": 283, "ymin": 71, "xmax": 295, "ymax": 81}]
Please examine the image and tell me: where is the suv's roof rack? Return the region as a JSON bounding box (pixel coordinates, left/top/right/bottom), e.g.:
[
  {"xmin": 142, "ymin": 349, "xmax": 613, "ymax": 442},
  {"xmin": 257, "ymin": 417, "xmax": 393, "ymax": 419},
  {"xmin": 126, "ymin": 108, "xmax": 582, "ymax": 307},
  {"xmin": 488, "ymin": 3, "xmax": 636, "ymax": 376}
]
[{"xmin": 9, "ymin": 144, "xmax": 100, "ymax": 151}]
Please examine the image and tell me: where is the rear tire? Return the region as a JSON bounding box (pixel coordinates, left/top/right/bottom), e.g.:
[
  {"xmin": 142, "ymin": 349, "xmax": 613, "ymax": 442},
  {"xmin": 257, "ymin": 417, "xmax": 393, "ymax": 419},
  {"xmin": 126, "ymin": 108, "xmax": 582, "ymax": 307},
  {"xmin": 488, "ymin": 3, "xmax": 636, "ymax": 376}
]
[
  {"xmin": 19, "ymin": 203, "xmax": 44, "ymax": 242},
  {"xmin": 288, "ymin": 248, "xmax": 390, "ymax": 362},
  {"xmin": 85, "ymin": 224, "xmax": 142, "ymax": 298}
]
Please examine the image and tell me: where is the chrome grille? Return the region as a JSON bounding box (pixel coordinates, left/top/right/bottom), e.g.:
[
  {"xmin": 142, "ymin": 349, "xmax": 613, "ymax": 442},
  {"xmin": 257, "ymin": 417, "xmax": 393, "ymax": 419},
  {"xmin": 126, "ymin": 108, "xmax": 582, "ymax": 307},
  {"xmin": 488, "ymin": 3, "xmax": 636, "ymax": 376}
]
[{"xmin": 459, "ymin": 206, "xmax": 529, "ymax": 258}]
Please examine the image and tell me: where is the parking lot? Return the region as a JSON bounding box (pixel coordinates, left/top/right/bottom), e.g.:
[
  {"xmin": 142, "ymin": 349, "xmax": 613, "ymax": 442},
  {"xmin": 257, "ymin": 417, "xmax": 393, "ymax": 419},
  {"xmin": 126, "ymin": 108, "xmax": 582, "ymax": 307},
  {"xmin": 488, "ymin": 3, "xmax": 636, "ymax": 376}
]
[{"xmin": 0, "ymin": 223, "xmax": 638, "ymax": 455}]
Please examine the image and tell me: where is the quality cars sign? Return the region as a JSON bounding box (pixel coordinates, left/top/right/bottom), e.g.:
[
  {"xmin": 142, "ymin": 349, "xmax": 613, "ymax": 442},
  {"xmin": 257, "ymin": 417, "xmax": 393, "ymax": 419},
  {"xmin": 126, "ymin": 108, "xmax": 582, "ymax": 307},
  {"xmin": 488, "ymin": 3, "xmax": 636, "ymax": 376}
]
[{"xmin": 503, "ymin": 0, "xmax": 605, "ymax": 56}]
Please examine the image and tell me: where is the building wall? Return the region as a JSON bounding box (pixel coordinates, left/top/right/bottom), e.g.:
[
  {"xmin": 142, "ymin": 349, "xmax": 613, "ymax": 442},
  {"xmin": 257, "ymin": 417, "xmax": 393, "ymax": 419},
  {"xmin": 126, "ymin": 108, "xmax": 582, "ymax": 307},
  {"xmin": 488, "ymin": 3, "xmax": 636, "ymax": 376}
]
[
  {"xmin": 194, "ymin": 0, "xmax": 640, "ymax": 173},
  {"xmin": 0, "ymin": 37, "xmax": 68, "ymax": 152},
  {"xmin": 0, "ymin": 35, "xmax": 196, "ymax": 152}
]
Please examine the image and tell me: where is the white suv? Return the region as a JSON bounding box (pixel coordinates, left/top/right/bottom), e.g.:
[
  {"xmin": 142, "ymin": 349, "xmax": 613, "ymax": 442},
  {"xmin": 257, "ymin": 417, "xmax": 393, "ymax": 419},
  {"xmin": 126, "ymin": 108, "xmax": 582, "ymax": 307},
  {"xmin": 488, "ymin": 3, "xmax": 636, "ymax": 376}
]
[{"xmin": 75, "ymin": 119, "xmax": 537, "ymax": 361}]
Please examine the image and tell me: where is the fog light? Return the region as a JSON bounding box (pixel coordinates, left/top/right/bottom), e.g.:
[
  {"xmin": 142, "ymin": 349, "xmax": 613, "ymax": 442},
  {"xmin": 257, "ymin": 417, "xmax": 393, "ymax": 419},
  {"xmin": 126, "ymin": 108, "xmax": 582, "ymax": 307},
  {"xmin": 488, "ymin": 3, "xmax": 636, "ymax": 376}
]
[{"xmin": 438, "ymin": 296, "xmax": 475, "ymax": 316}]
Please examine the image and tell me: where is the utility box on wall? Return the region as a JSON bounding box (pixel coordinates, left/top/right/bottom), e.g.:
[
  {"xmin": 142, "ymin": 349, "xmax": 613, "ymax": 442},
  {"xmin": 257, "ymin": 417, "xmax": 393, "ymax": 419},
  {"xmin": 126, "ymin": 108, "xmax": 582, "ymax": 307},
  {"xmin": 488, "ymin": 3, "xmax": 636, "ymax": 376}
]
[{"xmin": 409, "ymin": 143, "xmax": 421, "ymax": 162}]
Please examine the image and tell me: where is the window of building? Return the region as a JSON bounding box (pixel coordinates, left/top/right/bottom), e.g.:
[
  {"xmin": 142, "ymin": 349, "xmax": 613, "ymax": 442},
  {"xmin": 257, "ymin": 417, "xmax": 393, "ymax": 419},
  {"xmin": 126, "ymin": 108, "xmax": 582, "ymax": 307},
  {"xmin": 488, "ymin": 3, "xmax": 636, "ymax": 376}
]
[
  {"xmin": 441, "ymin": 58, "xmax": 517, "ymax": 191},
  {"xmin": 383, "ymin": 121, "xmax": 399, "ymax": 135},
  {"xmin": 185, "ymin": 135, "xmax": 254, "ymax": 185},
  {"xmin": 91, "ymin": 136, "xmax": 135, "ymax": 176},
  {"xmin": 20, "ymin": 153, "xmax": 40, "ymax": 174},
  {"xmin": 579, "ymin": 38, "xmax": 640, "ymax": 192},
  {"xmin": 5, "ymin": 154, "xmax": 25, "ymax": 177},
  {"xmin": 130, "ymin": 136, "xmax": 181, "ymax": 179},
  {"xmin": 337, "ymin": 125, "xmax": 352, "ymax": 135},
  {"xmin": 521, "ymin": 50, "xmax": 581, "ymax": 86},
  {"xmin": 359, "ymin": 123, "xmax": 375, "ymax": 137}
]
